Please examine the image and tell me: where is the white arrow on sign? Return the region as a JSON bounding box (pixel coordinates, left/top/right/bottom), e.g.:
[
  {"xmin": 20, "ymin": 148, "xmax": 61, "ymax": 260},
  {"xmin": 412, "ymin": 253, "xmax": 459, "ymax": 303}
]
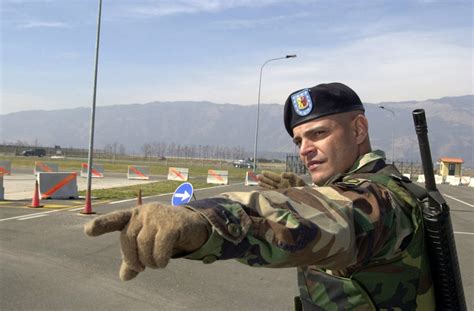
[{"xmin": 175, "ymin": 190, "xmax": 191, "ymax": 201}]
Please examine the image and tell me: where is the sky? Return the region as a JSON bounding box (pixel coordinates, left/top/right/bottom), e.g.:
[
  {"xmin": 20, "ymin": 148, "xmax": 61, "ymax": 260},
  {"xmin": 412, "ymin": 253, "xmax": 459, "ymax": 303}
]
[{"xmin": 0, "ymin": 0, "xmax": 472, "ymax": 115}]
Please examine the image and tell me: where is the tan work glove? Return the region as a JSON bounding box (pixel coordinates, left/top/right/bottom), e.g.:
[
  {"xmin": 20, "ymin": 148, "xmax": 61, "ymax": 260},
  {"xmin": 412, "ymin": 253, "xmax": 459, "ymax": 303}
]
[
  {"xmin": 257, "ymin": 170, "xmax": 307, "ymax": 190},
  {"xmin": 84, "ymin": 202, "xmax": 210, "ymax": 281}
]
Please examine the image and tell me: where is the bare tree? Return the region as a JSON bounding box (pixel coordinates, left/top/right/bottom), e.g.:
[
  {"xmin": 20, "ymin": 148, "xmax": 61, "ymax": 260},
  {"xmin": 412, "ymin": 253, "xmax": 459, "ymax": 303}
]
[
  {"xmin": 158, "ymin": 142, "xmax": 167, "ymax": 158},
  {"xmin": 119, "ymin": 144, "xmax": 126, "ymax": 156},
  {"xmin": 168, "ymin": 143, "xmax": 176, "ymax": 157},
  {"xmin": 14, "ymin": 140, "xmax": 29, "ymax": 146},
  {"xmin": 141, "ymin": 143, "xmax": 153, "ymax": 160}
]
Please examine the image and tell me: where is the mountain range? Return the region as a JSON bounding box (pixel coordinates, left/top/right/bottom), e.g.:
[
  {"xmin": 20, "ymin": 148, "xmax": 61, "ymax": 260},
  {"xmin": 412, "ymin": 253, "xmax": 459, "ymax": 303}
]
[{"xmin": 1, "ymin": 95, "xmax": 472, "ymax": 166}]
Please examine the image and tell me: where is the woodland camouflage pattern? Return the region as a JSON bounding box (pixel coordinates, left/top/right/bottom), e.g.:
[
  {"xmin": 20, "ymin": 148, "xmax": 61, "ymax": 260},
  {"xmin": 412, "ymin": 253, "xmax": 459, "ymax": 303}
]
[{"xmin": 185, "ymin": 151, "xmax": 435, "ymax": 310}]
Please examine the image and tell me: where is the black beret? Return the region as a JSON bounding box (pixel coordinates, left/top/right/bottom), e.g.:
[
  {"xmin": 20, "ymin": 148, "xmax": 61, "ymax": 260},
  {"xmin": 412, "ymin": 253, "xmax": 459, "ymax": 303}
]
[{"xmin": 284, "ymin": 82, "xmax": 364, "ymax": 137}]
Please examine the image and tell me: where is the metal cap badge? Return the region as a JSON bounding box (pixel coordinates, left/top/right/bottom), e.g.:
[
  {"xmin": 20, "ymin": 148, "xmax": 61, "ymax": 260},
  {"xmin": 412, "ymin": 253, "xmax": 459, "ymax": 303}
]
[{"xmin": 291, "ymin": 89, "xmax": 313, "ymax": 116}]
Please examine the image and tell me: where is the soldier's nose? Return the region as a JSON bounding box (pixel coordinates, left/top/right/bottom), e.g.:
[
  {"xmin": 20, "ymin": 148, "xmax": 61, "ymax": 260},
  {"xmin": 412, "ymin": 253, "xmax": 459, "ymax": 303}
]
[{"xmin": 300, "ymin": 141, "xmax": 316, "ymax": 158}]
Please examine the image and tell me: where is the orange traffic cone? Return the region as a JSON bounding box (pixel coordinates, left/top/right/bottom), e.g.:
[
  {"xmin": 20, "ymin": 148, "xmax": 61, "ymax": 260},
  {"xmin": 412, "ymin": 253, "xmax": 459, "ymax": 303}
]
[
  {"xmin": 29, "ymin": 180, "xmax": 44, "ymax": 208},
  {"xmin": 137, "ymin": 189, "xmax": 142, "ymax": 205},
  {"xmin": 81, "ymin": 190, "xmax": 96, "ymax": 215}
]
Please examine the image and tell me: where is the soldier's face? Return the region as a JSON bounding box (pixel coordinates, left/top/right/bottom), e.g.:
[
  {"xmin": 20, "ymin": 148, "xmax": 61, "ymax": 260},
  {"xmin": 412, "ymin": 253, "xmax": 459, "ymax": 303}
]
[{"xmin": 292, "ymin": 113, "xmax": 360, "ymax": 186}]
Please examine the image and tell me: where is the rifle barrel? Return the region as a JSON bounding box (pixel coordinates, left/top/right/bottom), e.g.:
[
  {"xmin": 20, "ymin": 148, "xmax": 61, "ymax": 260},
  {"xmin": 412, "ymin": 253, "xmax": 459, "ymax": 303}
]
[{"xmin": 412, "ymin": 109, "xmax": 437, "ymax": 191}]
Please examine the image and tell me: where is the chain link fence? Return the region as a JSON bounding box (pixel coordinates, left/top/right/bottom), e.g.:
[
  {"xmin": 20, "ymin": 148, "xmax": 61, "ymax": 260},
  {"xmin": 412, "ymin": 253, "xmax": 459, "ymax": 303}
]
[{"xmin": 286, "ymin": 154, "xmax": 433, "ymax": 180}]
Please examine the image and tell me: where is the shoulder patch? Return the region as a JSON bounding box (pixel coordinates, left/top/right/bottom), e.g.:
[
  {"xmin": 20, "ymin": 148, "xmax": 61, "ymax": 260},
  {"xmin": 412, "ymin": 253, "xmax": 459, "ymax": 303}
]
[
  {"xmin": 335, "ymin": 178, "xmax": 368, "ymax": 192},
  {"xmin": 339, "ymin": 178, "xmax": 367, "ymax": 186}
]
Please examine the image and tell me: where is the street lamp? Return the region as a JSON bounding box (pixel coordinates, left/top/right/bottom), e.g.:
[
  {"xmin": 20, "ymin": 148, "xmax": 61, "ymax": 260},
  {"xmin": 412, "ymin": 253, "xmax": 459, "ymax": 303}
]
[
  {"xmin": 252, "ymin": 54, "xmax": 296, "ymax": 172},
  {"xmin": 82, "ymin": 0, "xmax": 103, "ymax": 214},
  {"xmin": 379, "ymin": 105, "xmax": 395, "ymax": 164}
]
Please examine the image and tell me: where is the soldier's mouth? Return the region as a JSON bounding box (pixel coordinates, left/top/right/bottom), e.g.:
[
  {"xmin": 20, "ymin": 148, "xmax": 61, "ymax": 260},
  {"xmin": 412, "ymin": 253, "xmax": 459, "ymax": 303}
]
[{"xmin": 307, "ymin": 160, "xmax": 324, "ymax": 171}]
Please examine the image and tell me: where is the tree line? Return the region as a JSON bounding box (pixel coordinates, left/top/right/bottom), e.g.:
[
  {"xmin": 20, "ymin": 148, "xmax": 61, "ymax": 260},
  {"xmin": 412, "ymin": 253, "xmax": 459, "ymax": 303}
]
[
  {"xmin": 1, "ymin": 141, "xmax": 247, "ymax": 162},
  {"xmin": 140, "ymin": 142, "xmax": 246, "ymax": 161}
]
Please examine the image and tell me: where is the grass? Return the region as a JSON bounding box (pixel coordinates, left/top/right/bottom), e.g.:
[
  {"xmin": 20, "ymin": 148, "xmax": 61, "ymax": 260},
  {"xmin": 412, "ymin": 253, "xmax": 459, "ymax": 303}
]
[
  {"xmin": 78, "ymin": 180, "xmax": 214, "ymax": 201},
  {"xmin": 1, "ymin": 155, "xmax": 286, "ymax": 201},
  {"xmin": 0, "ymin": 155, "xmax": 285, "ymax": 178}
]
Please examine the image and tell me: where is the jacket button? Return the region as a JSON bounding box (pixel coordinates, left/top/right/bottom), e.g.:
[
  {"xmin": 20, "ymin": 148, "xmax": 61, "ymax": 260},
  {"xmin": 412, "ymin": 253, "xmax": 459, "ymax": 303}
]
[
  {"xmin": 227, "ymin": 223, "xmax": 241, "ymax": 237},
  {"xmin": 202, "ymin": 255, "xmax": 217, "ymax": 264}
]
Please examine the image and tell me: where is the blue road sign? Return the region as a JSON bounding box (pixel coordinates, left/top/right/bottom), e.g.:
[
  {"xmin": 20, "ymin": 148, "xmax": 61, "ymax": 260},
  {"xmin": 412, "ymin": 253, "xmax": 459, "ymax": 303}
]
[{"xmin": 171, "ymin": 182, "xmax": 194, "ymax": 206}]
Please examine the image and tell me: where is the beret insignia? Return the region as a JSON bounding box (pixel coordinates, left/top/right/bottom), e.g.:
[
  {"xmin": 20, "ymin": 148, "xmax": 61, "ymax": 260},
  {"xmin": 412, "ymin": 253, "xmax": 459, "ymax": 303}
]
[{"xmin": 291, "ymin": 89, "xmax": 313, "ymax": 116}]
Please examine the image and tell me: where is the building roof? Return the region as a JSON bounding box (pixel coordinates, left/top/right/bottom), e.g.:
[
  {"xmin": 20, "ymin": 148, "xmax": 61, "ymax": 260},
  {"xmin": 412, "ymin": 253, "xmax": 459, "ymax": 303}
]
[{"xmin": 439, "ymin": 157, "xmax": 464, "ymax": 164}]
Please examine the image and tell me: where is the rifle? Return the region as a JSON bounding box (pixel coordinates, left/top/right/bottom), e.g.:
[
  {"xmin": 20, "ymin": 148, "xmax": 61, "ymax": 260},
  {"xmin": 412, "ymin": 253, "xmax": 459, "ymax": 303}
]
[{"xmin": 412, "ymin": 109, "xmax": 466, "ymax": 310}]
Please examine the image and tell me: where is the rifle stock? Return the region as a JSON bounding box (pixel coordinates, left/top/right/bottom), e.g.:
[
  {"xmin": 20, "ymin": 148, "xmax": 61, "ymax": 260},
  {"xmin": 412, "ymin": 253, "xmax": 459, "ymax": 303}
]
[{"xmin": 412, "ymin": 109, "xmax": 466, "ymax": 310}]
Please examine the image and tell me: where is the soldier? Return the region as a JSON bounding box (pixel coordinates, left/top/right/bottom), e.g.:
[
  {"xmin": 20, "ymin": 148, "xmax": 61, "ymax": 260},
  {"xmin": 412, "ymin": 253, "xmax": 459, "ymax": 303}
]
[{"xmin": 85, "ymin": 82, "xmax": 435, "ymax": 310}]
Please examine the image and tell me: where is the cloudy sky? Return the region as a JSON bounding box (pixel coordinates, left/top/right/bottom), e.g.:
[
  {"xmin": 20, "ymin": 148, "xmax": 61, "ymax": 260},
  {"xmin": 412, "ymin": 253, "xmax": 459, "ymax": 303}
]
[{"xmin": 1, "ymin": 0, "xmax": 472, "ymax": 114}]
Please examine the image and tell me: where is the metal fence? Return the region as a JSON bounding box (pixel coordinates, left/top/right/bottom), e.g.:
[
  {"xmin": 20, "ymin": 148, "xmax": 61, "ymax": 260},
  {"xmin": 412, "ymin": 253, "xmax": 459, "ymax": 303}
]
[
  {"xmin": 286, "ymin": 154, "xmax": 307, "ymax": 174},
  {"xmin": 393, "ymin": 161, "xmax": 424, "ymax": 177},
  {"xmin": 286, "ymin": 154, "xmax": 427, "ymax": 178}
]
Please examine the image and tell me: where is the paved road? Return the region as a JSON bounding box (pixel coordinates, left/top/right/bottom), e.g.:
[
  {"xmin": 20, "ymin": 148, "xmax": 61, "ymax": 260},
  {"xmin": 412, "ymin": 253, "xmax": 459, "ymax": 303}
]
[{"xmin": 1, "ymin": 183, "xmax": 472, "ymax": 310}]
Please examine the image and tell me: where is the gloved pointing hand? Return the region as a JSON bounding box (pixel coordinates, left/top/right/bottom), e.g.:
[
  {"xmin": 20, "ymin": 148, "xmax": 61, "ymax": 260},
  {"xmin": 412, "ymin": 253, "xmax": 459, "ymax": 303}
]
[
  {"xmin": 257, "ymin": 170, "xmax": 307, "ymax": 190},
  {"xmin": 84, "ymin": 203, "xmax": 210, "ymax": 281}
]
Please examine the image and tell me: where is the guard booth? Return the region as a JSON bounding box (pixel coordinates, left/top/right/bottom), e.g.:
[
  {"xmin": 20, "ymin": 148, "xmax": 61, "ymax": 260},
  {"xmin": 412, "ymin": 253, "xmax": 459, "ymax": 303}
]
[{"xmin": 439, "ymin": 157, "xmax": 463, "ymax": 177}]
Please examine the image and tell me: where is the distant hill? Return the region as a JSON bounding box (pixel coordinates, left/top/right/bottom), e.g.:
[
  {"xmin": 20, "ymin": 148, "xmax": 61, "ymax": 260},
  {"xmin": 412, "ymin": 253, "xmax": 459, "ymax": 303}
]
[{"xmin": 1, "ymin": 95, "xmax": 472, "ymax": 166}]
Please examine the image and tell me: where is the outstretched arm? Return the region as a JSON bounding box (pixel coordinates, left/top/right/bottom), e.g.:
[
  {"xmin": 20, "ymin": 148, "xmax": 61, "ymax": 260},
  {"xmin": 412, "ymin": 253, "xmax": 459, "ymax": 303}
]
[{"xmin": 85, "ymin": 182, "xmax": 405, "ymax": 278}]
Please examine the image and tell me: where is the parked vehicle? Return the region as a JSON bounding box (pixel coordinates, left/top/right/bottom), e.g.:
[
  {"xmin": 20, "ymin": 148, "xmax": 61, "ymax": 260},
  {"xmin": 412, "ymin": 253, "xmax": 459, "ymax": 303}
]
[
  {"xmin": 232, "ymin": 159, "xmax": 254, "ymax": 169},
  {"xmin": 21, "ymin": 148, "xmax": 46, "ymax": 157}
]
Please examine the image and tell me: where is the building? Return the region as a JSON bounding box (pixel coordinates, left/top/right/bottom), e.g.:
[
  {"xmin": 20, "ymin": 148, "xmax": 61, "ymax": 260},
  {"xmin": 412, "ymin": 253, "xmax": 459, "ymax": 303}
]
[{"xmin": 439, "ymin": 157, "xmax": 464, "ymax": 177}]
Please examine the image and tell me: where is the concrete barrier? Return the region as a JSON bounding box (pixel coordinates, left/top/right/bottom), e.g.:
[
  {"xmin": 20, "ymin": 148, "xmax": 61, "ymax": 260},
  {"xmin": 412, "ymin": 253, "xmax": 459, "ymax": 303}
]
[
  {"xmin": 207, "ymin": 169, "xmax": 228, "ymax": 185},
  {"xmin": 38, "ymin": 172, "xmax": 78, "ymax": 199},
  {"xmin": 80, "ymin": 163, "xmax": 104, "ymax": 178},
  {"xmin": 460, "ymin": 176, "xmax": 471, "ymax": 186},
  {"xmin": 416, "ymin": 175, "xmax": 425, "ymax": 183},
  {"xmin": 417, "ymin": 175, "xmax": 444, "ymax": 185},
  {"xmin": 444, "ymin": 175, "xmax": 458, "ymax": 186},
  {"xmin": 34, "ymin": 161, "xmax": 59, "ymax": 175},
  {"xmin": 469, "ymin": 179, "xmax": 474, "ymax": 188},
  {"xmin": 0, "ymin": 161, "xmax": 12, "ymax": 175},
  {"xmin": 434, "ymin": 175, "xmax": 444, "ymax": 185},
  {"xmin": 128, "ymin": 165, "xmax": 150, "ymax": 180},
  {"xmin": 167, "ymin": 167, "xmax": 189, "ymax": 181},
  {"xmin": 245, "ymin": 171, "xmax": 259, "ymax": 186},
  {"xmin": 446, "ymin": 176, "xmax": 461, "ymax": 186}
]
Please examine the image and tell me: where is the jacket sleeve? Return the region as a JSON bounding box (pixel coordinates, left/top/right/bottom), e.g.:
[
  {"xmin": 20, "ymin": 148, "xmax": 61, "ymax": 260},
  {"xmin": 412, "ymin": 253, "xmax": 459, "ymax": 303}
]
[{"xmin": 184, "ymin": 182, "xmax": 414, "ymax": 270}]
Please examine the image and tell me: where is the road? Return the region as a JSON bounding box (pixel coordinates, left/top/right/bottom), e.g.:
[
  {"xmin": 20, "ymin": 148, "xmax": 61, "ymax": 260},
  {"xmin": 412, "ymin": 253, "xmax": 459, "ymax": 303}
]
[{"xmin": 1, "ymin": 183, "xmax": 473, "ymax": 310}]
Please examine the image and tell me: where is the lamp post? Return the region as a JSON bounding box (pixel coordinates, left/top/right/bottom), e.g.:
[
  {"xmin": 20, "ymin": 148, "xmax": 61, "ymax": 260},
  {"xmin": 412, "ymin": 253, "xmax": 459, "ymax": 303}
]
[
  {"xmin": 379, "ymin": 105, "xmax": 395, "ymax": 164},
  {"xmin": 252, "ymin": 54, "xmax": 296, "ymax": 172},
  {"xmin": 82, "ymin": 0, "xmax": 103, "ymax": 214}
]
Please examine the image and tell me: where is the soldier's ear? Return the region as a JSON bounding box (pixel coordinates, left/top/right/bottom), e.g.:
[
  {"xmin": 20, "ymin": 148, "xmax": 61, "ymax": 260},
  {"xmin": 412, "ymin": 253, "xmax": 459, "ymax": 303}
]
[{"xmin": 353, "ymin": 114, "xmax": 369, "ymax": 144}]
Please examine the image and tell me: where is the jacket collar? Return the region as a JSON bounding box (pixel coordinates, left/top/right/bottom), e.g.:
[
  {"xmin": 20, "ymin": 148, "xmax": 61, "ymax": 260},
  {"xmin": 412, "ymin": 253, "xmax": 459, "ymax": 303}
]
[{"xmin": 323, "ymin": 150, "xmax": 386, "ymax": 186}]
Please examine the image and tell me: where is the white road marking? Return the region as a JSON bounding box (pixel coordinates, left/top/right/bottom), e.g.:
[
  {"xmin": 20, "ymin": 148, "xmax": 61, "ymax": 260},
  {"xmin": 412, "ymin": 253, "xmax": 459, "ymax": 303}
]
[
  {"xmin": 454, "ymin": 231, "xmax": 474, "ymax": 235},
  {"xmin": 18, "ymin": 214, "xmax": 47, "ymax": 221},
  {"xmin": 0, "ymin": 207, "xmax": 75, "ymax": 222},
  {"xmin": 442, "ymin": 193, "xmax": 474, "ymax": 208},
  {"xmin": 109, "ymin": 183, "xmax": 243, "ymax": 205},
  {"xmin": 109, "ymin": 195, "xmax": 165, "ymax": 205}
]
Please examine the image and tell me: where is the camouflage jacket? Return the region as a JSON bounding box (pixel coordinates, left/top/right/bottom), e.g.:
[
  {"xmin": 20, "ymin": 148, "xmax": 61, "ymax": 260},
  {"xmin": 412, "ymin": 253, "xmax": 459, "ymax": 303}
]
[{"xmin": 185, "ymin": 151, "xmax": 435, "ymax": 310}]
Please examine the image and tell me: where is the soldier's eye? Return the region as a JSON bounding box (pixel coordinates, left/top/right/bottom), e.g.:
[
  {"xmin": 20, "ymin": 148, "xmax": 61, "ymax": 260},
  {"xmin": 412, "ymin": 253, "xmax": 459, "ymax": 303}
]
[{"xmin": 312, "ymin": 130, "xmax": 326, "ymax": 138}]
